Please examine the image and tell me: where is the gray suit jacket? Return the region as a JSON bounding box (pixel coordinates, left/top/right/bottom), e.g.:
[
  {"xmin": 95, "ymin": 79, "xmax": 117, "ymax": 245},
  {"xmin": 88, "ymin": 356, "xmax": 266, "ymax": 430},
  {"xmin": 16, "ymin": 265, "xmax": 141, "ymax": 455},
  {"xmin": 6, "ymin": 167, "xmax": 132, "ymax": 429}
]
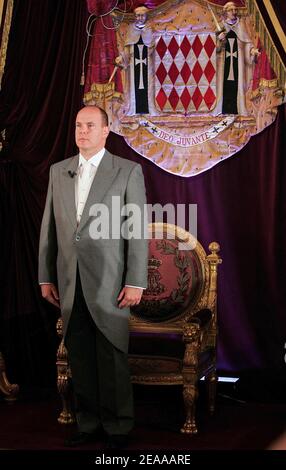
[{"xmin": 38, "ymin": 150, "xmax": 148, "ymax": 352}]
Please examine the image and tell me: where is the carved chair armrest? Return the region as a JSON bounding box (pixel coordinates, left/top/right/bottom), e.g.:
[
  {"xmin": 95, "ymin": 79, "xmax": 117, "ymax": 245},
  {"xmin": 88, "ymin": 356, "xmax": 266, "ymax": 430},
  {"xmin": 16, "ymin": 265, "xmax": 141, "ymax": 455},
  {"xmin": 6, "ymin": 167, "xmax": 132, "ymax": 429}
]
[
  {"xmin": 189, "ymin": 308, "xmax": 212, "ymax": 328},
  {"xmin": 181, "ymin": 309, "xmax": 213, "ymax": 373}
]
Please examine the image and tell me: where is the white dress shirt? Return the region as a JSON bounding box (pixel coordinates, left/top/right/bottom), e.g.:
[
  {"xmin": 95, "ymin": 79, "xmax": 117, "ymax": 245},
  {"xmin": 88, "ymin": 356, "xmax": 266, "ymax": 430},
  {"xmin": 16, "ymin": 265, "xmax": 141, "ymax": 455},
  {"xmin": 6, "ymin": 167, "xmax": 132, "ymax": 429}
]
[{"xmin": 76, "ymin": 149, "xmax": 105, "ymax": 224}]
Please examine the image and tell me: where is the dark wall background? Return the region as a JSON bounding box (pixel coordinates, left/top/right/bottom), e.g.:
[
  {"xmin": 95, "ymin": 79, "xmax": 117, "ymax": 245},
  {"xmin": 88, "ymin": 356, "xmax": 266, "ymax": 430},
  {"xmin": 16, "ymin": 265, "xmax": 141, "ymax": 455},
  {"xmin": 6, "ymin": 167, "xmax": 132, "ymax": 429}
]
[{"xmin": 0, "ymin": 0, "xmax": 285, "ymax": 390}]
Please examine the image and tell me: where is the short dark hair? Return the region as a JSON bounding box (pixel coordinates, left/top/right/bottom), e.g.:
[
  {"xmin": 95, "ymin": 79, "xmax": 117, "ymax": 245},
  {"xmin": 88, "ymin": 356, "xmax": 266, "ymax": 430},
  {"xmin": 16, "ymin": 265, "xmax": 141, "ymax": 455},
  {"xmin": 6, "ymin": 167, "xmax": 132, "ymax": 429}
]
[{"xmin": 98, "ymin": 106, "xmax": 109, "ymax": 127}]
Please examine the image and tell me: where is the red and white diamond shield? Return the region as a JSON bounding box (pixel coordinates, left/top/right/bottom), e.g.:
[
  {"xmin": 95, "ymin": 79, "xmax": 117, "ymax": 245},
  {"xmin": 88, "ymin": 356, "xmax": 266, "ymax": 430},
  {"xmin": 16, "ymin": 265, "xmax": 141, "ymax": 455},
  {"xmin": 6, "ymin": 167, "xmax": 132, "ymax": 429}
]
[{"xmin": 155, "ymin": 33, "xmax": 216, "ymax": 113}]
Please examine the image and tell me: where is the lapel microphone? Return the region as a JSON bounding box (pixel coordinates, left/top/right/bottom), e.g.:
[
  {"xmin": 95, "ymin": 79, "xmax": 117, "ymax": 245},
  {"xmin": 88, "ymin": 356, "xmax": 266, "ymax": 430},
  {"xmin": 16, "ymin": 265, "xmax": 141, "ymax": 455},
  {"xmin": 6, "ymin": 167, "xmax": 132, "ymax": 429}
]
[{"xmin": 68, "ymin": 170, "xmax": 77, "ymax": 178}]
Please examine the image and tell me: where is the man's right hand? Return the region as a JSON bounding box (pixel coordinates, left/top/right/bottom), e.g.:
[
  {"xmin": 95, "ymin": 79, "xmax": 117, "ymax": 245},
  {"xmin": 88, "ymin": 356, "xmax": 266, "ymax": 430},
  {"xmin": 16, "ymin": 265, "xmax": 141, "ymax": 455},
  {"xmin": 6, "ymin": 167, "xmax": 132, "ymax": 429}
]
[
  {"xmin": 218, "ymin": 31, "xmax": 226, "ymax": 42},
  {"xmin": 41, "ymin": 284, "xmax": 60, "ymax": 308}
]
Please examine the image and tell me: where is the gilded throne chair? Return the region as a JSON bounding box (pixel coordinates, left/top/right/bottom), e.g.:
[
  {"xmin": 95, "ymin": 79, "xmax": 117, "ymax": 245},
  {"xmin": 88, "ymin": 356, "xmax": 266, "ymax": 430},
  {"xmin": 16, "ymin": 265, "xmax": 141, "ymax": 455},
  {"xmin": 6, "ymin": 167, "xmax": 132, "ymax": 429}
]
[{"xmin": 56, "ymin": 223, "xmax": 221, "ymax": 435}]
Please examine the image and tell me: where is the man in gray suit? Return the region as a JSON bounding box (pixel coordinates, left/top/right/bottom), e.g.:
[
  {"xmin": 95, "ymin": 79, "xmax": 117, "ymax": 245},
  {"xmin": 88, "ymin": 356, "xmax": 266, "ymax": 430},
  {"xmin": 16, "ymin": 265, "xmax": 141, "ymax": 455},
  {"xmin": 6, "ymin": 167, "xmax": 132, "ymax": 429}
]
[{"xmin": 38, "ymin": 106, "xmax": 148, "ymax": 448}]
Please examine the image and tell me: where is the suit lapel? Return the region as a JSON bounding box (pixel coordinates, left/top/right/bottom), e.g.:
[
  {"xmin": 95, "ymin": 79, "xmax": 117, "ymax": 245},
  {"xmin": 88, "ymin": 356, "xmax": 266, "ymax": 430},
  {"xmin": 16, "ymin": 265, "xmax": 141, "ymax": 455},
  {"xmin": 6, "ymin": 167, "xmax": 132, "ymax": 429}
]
[
  {"xmin": 77, "ymin": 151, "xmax": 119, "ymax": 232},
  {"xmin": 60, "ymin": 155, "xmax": 79, "ymax": 230}
]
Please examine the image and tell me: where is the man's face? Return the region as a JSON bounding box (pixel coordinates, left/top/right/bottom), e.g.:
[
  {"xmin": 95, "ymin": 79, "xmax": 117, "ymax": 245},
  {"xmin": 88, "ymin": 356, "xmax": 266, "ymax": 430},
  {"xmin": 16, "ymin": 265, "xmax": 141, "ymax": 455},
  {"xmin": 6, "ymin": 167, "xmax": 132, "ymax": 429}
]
[
  {"xmin": 135, "ymin": 12, "xmax": 147, "ymax": 28},
  {"xmin": 75, "ymin": 107, "xmax": 109, "ymax": 157},
  {"xmin": 225, "ymin": 7, "xmax": 237, "ymax": 21}
]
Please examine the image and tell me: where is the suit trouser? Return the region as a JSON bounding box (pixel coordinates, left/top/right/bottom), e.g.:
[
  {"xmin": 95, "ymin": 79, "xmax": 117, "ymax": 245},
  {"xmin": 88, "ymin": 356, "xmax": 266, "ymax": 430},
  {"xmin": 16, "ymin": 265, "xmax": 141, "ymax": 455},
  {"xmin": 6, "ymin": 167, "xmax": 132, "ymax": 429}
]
[{"xmin": 65, "ymin": 270, "xmax": 134, "ymax": 435}]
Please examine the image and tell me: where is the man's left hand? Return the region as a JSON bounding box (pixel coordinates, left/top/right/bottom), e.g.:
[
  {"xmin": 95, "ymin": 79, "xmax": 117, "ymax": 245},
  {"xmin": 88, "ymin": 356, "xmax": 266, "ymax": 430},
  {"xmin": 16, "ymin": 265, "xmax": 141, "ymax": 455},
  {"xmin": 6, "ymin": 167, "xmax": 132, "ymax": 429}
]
[{"xmin": 117, "ymin": 287, "xmax": 143, "ymax": 309}]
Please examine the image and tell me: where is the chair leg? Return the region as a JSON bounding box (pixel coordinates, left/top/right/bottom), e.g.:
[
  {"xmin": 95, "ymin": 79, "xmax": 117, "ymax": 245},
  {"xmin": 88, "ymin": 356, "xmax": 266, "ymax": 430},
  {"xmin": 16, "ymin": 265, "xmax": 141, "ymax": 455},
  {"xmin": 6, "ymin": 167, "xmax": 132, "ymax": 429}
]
[
  {"xmin": 205, "ymin": 370, "xmax": 217, "ymax": 415},
  {"xmin": 57, "ymin": 390, "xmax": 75, "ymax": 425},
  {"xmin": 56, "ymin": 340, "xmax": 75, "ymax": 425},
  {"xmin": 181, "ymin": 384, "xmax": 198, "ymax": 434},
  {"xmin": 0, "ymin": 352, "xmax": 19, "ymax": 401}
]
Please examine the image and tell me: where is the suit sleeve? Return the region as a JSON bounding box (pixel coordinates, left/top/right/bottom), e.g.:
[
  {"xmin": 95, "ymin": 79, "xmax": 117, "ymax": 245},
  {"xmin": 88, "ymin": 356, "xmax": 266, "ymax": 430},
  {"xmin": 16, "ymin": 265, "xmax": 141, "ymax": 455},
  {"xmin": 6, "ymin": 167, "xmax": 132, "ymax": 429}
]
[
  {"xmin": 124, "ymin": 164, "xmax": 148, "ymax": 289},
  {"xmin": 38, "ymin": 165, "xmax": 58, "ymax": 284}
]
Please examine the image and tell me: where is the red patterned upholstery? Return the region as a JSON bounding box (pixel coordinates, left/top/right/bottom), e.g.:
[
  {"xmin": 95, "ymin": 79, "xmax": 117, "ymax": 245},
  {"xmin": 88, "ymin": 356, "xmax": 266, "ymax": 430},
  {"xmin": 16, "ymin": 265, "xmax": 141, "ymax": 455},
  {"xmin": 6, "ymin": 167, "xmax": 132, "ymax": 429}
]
[{"xmin": 133, "ymin": 237, "xmax": 204, "ymax": 322}]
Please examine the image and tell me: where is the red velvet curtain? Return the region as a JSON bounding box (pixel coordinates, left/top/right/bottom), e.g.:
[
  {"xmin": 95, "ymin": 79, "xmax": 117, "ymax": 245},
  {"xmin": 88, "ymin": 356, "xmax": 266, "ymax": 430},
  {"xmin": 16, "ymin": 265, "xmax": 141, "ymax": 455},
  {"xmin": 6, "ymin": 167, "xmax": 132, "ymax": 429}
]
[
  {"xmin": 0, "ymin": 0, "xmax": 88, "ymax": 388},
  {"xmin": 0, "ymin": 0, "xmax": 285, "ymax": 389}
]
